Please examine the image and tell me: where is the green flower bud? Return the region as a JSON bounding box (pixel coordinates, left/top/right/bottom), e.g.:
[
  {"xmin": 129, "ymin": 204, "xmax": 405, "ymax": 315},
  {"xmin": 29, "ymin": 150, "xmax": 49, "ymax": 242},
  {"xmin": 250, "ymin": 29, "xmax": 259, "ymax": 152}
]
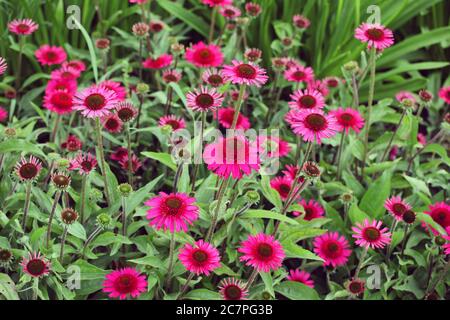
[
  {"xmin": 118, "ymin": 183, "xmax": 133, "ymax": 197},
  {"xmin": 343, "ymin": 60, "xmax": 359, "ymax": 73},
  {"xmin": 89, "ymin": 188, "xmax": 103, "ymax": 203},
  {"xmin": 136, "ymin": 83, "xmax": 149, "ymax": 95},
  {"xmin": 96, "ymin": 213, "xmax": 113, "ymax": 230},
  {"xmin": 56, "ymin": 158, "xmax": 70, "ymax": 169},
  {"xmin": 245, "ymin": 190, "xmax": 260, "ymax": 204},
  {"xmin": 340, "ymin": 192, "xmax": 354, "ymax": 204}
]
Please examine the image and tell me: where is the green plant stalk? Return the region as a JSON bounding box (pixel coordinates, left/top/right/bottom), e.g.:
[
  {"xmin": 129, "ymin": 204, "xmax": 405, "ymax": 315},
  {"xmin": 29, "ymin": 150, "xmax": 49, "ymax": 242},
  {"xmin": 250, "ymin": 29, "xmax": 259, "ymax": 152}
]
[
  {"xmin": 59, "ymin": 226, "xmax": 68, "ymax": 261},
  {"xmin": 178, "ymin": 273, "xmax": 195, "ymax": 299},
  {"xmin": 351, "ymin": 73, "xmax": 359, "ymax": 109},
  {"xmin": 206, "ymin": 177, "xmax": 230, "ymax": 242},
  {"xmin": 407, "ymin": 128, "xmax": 443, "ymax": 172},
  {"xmin": 80, "ymin": 175, "xmax": 87, "ymax": 224},
  {"xmin": 245, "ymin": 269, "xmax": 259, "ymax": 290},
  {"xmin": 400, "ymin": 224, "xmax": 410, "ymax": 258},
  {"xmin": 425, "ymin": 258, "xmax": 450, "ymax": 298},
  {"xmin": 361, "ymin": 47, "xmax": 377, "ymax": 179},
  {"xmin": 82, "ymin": 225, "xmax": 102, "ymax": 259},
  {"xmin": 386, "ymin": 219, "xmax": 398, "ymax": 261},
  {"xmin": 32, "ymin": 277, "xmax": 39, "ymax": 300},
  {"xmin": 379, "ymin": 108, "xmax": 407, "ymax": 163},
  {"xmin": 134, "ymin": 95, "xmax": 144, "ymax": 144},
  {"xmin": 336, "ymin": 132, "xmax": 346, "ymax": 180},
  {"xmin": 354, "ymin": 246, "xmax": 368, "ymax": 278},
  {"xmin": 231, "ymin": 84, "xmax": 247, "ymax": 129},
  {"xmin": 15, "ymin": 36, "xmax": 25, "ymax": 95},
  {"xmin": 50, "ymin": 114, "xmax": 61, "ymax": 143},
  {"xmin": 208, "ymin": 7, "xmax": 217, "ymax": 43},
  {"xmin": 190, "ymin": 113, "xmax": 206, "ymax": 193},
  {"xmin": 46, "ymin": 191, "xmax": 61, "ymax": 249},
  {"xmin": 164, "ymin": 232, "xmax": 176, "ymax": 291},
  {"xmin": 21, "ymin": 182, "xmax": 33, "ymax": 230},
  {"xmin": 121, "ymin": 196, "xmax": 127, "ymax": 255},
  {"xmin": 126, "ymin": 123, "xmax": 133, "ymax": 186},
  {"xmin": 95, "ymin": 117, "xmax": 111, "ymax": 206}
]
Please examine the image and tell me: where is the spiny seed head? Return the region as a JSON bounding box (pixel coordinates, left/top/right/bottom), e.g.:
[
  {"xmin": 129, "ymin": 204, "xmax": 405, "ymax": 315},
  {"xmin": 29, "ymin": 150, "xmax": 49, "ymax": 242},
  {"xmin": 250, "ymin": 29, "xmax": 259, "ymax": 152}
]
[
  {"xmin": 171, "ymin": 43, "xmax": 185, "ymax": 54},
  {"xmin": 96, "ymin": 213, "xmax": 112, "ymax": 229},
  {"xmin": 245, "ymin": 190, "xmax": 260, "ymax": 204},
  {"xmin": 118, "ymin": 183, "xmax": 133, "ymax": 197},
  {"xmin": 340, "ymin": 192, "xmax": 354, "ymax": 204},
  {"xmin": 4, "ymin": 127, "xmax": 16, "ymax": 138},
  {"xmin": 261, "ymin": 291, "xmax": 272, "ymax": 300},
  {"xmin": 51, "ymin": 172, "xmax": 71, "ymax": 190},
  {"xmin": 419, "ymin": 89, "xmax": 433, "ymax": 102},
  {"xmin": 0, "ymin": 248, "xmax": 13, "ymax": 265},
  {"xmin": 302, "ymin": 161, "xmax": 321, "ymax": 180},
  {"xmin": 60, "ymin": 208, "xmax": 78, "ymax": 225},
  {"xmin": 402, "ymin": 210, "xmax": 416, "ymax": 224}
]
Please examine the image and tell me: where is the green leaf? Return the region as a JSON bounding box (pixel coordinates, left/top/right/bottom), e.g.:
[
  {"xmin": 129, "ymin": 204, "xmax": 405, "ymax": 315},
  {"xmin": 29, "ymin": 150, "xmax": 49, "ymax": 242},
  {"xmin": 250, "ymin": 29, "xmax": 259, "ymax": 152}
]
[
  {"xmin": 275, "ymin": 281, "xmax": 320, "ymax": 300},
  {"xmin": 72, "ymin": 18, "xmax": 98, "ymax": 82},
  {"xmin": 0, "ymin": 139, "xmax": 46, "ymax": 157},
  {"xmin": 141, "ymin": 152, "xmax": 176, "ymax": 171},
  {"xmin": 359, "ymin": 170, "xmax": 392, "ymax": 219},
  {"xmin": 260, "ymin": 175, "xmax": 283, "ymax": 210},
  {"xmin": 0, "ymin": 273, "xmax": 19, "ymax": 300},
  {"xmin": 184, "ymin": 289, "xmax": 221, "ymax": 300},
  {"xmin": 348, "ymin": 203, "xmax": 371, "ymax": 224},
  {"xmin": 402, "ymin": 174, "xmax": 431, "ymax": 197},
  {"xmin": 241, "ymin": 209, "xmax": 298, "ymax": 225},
  {"xmin": 260, "ymin": 272, "xmax": 275, "ymax": 297},
  {"xmin": 126, "ymin": 174, "xmax": 163, "ymax": 215},
  {"xmin": 282, "ymin": 241, "xmax": 323, "ymax": 261},
  {"xmin": 128, "ymin": 256, "xmax": 165, "ymax": 270},
  {"xmin": 67, "ymin": 222, "xmax": 87, "ymax": 241}
]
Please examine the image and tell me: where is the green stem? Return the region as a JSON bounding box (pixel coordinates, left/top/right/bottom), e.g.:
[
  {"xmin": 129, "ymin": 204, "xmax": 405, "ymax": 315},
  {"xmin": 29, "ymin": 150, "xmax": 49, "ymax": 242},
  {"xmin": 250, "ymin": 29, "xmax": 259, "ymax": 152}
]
[
  {"xmin": 354, "ymin": 246, "xmax": 368, "ymax": 278},
  {"xmin": 80, "ymin": 175, "xmax": 87, "ymax": 224},
  {"xmin": 126, "ymin": 123, "xmax": 133, "ymax": 186},
  {"xmin": 336, "ymin": 132, "xmax": 346, "ymax": 180},
  {"xmin": 178, "ymin": 273, "xmax": 195, "ymax": 299},
  {"xmin": 386, "ymin": 219, "xmax": 398, "ymax": 261},
  {"xmin": 231, "ymin": 84, "xmax": 247, "ymax": 129},
  {"xmin": 95, "ymin": 117, "xmax": 111, "ymax": 206},
  {"xmin": 21, "ymin": 182, "xmax": 32, "ymax": 230},
  {"xmin": 46, "ymin": 191, "xmax": 61, "ymax": 249},
  {"xmin": 32, "ymin": 277, "xmax": 39, "ymax": 300},
  {"xmin": 245, "ymin": 269, "xmax": 259, "ymax": 290},
  {"xmin": 401, "ymin": 224, "xmax": 410, "ymax": 258},
  {"xmin": 165, "ymin": 232, "xmax": 176, "ymax": 291},
  {"xmin": 82, "ymin": 226, "xmax": 102, "ymax": 259},
  {"xmin": 190, "ymin": 113, "xmax": 205, "ymax": 193},
  {"xmin": 208, "ymin": 7, "xmax": 217, "ymax": 43},
  {"xmin": 379, "ymin": 108, "xmax": 407, "ymax": 163},
  {"xmin": 59, "ymin": 226, "xmax": 68, "ymax": 261},
  {"xmin": 50, "ymin": 114, "xmax": 61, "ymax": 143},
  {"xmin": 206, "ymin": 178, "xmax": 230, "ymax": 242}
]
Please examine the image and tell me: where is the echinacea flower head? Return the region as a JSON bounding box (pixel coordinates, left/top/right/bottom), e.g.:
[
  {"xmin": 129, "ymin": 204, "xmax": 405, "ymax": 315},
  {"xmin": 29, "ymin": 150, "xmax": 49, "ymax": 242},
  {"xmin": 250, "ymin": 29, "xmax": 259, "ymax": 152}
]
[
  {"xmin": 346, "ymin": 278, "xmax": 365, "ymax": 297},
  {"xmin": 245, "ymin": 2, "xmax": 262, "ymax": 17},
  {"xmin": 0, "ymin": 57, "xmax": 7, "ymax": 75},
  {"xmin": 201, "ymin": 0, "xmax": 232, "ymax": 7},
  {"xmin": 110, "ymin": 147, "xmax": 128, "ymax": 162},
  {"xmin": 144, "ymin": 192, "xmax": 199, "ymax": 233},
  {"xmin": 313, "ymin": 232, "xmax": 351, "ymax": 267},
  {"xmin": 35, "ymin": 45, "xmax": 67, "ymax": 66},
  {"xmin": 282, "ymin": 164, "xmax": 300, "ymax": 180},
  {"xmin": 287, "ymin": 109, "xmax": 338, "ymax": 144},
  {"xmin": 284, "ymin": 65, "xmax": 314, "ymax": 83},
  {"xmin": 43, "ymin": 89, "xmax": 74, "ymax": 114},
  {"xmin": 218, "ymin": 278, "xmax": 248, "ymax": 300},
  {"xmin": 8, "ymin": 19, "xmax": 38, "ymax": 35},
  {"xmin": 239, "ymin": 233, "xmax": 285, "ymax": 272},
  {"xmin": 0, "ymin": 249, "xmax": 13, "ymax": 267},
  {"xmin": 202, "ymin": 69, "xmax": 225, "ymax": 87},
  {"xmin": 142, "ymin": 54, "xmax": 172, "ymax": 69},
  {"xmin": 149, "ymin": 21, "xmax": 164, "ymax": 33},
  {"xmin": 62, "ymin": 60, "xmax": 86, "ymax": 72},
  {"xmin": 185, "ymin": 41, "xmax": 224, "ymax": 68},
  {"xmin": 159, "ymin": 115, "xmax": 186, "ymax": 131},
  {"xmin": 203, "ymin": 135, "xmax": 260, "ymax": 179},
  {"xmin": 15, "ymin": 156, "xmax": 42, "ymax": 181},
  {"xmin": 286, "ymin": 269, "xmax": 314, "ymax": 288},
  {"xmin": 354, "ymin": 23, "xmax": 394, "ymax": 51},
  {"xmin": 244, "ymin": 48, "xmax": 262, "ymax": 62},
  {"xmin": 352, "ymin": 219, "xmax": 391, "ymax": 249},
  {"xmin": 179, "ymin": 240, "xmax": 221, "ymax": 275},
  {"xmin": 103, "ymin": 268, "xmax": 147, "ymax": 300},
  {"xmin": 119, "ymin": 154, "xmax": 142, "ymax": 173},
  {"xmin": 270, "ymin": 176, "xmax": 292, "ymax": 201},
  {"xmin": 95, "ymin": 38, "xmax": 110, "ymax": 50},
  {"xmin": 73, "ymin": 85, "xmax": 119, "ymax": 118},
  {"xmin": 223, "ymin": 60, "xmax": 268, "ymax": 87},
  {"xmin": 69, "ymin": 152, "xmax": 98, "ymax": 175},
  {"xmin": 60, "ymin": 208, "xmax": 79, "ymax": 225},
  {"xmin": 0, "ymin": 107, "xmax": 8, "ymax": 122},
  {"xmin": 115, "ymin": 101, "xmax": 137, "ymax": 122},
  {"xmin": 50, "ymin": 171, "xmax": 71, "ymax": 191},
  {"xmin": 293, "ymin": 15, "xmax": 310, "ymax": 29},
  {"xmin": 219, "ymin": 5, "xmax": 241, "ymax": 19},
  {"xmin": 100, "ymin": 80, "xmax": 127, "ymax": 101},
  {"xmin": 46, "ymin": 78, "xmax": 77, "ymax": 94},
  {"xmin": 186, "ymin": 86, "xmax": 223, "ymax": 112},
  {"xmin": 162, "ymin": 69, "xmax": 182, "ymax": 84},
  {"xmin": 51, "ymin": 65, "xmax": 81, "ymax": 81},
  {"xmin": 102, "ymin": 113, "xmax": 123, "ymax": 133},
  {"xmin": 61, "ymin": 134, "xmax": 82, "ymax": 152},
  {"xmin": 257, "ymin": 135, "xmax": 291, "ymax": 159},
  {"xmin": 438, "ymin": 86, "xmax": 450, "ymax": 104},
  {"xmin": 330, "ymin": 107, "xmax": 365, "ymax": 134},
  {"xmin": 384, "ymin": 196, "xmax": 412, "ymax": 221},
  {"xmin": 132, "ymin": 22, "xmax": 150, "ymax": 37},
  {"xmin": 295, "ymin": 199, "xmax": 325, "ymax": 221},
  {"xmin": 423, "ymin": 202, "xmax": 450, "ymax": 235},
  {"xmin": 395, "ymin": 91, "xmax": 416, "ymax": 104},
  {"xmin": 216, "ymin": 107, "xmax": 250, "ymax": 130},
  {"xmin": 20, "ymin": 252, "xmax": 50, "ymax": 278},
  {"xmin": 288, "ymin": 89, "xmax": 325, "ymax": 110}
]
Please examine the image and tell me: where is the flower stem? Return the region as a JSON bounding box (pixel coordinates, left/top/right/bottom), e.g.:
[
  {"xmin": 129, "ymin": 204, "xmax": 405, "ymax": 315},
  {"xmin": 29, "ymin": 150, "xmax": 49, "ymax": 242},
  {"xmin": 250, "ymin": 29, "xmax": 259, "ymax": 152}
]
[
  {"xmin": 121, "ymin": 196, "xmax": 127, "ymax": 255},
  {"xmin": 245, "ymin": 269, "xmax": 259, "ymax": 290},
  {"xmin": 59, "ymin": 226, "xmax": 68, "ymax": 261},
  {"xmin": 178, "ymin": 272, "xmax": 195, "ymax": 299},
  {"xmin": 95, "ymin": 117, "xmax": 111, "ymax": 206},
  {"xmin": 400, "ymin": 224, "xmax": 410, "ymax": 258},
  {"xmin": 336, "ymin": 132, "xmax": 346, "ymax": 180},
  {"xmin": 80, "ymin": 175, "xmax": 87, "ymax": 224},
  {"xmin": 165, "ymin": 232, "xmax": 176, "ymax": 291},
  {"xmin": 206, "ymin": 177, "xmax": 230, "ymax": 242},
  {"xmin": 126, "ymin": 123, "xmax": 133, "ymax": 186},
  {"xmin": 46, "ymin": 191, "xmax": 61, "ymax": 249},
  {"xmin": 32, "ymin": 277, "xmax": 39, "ymax": 300},
  {"xmin": 190, "ymin": 113, "xmax": 205, "ymax": 193},
  {"xmin": 379, "ymin": 108, "xmax": 407, "ymax": 163},
  {"xmin": 231, "ymin": 84, "xmax": 247, "ymax": 129},
  {"xmin": 82, "ymin": 226, "xmax": 102, "ymax": 259},
  {"xmin": 351, "ymin": 73, "xmax": 359, "ymax": 109},
  {"xmin": 354, "ymin": 246, "xmax": 368, "ymax": 278},
  {"xmin": 361, "ymin": 47, "xmax": 377, "ymax": 179},
  {"xmin": 21, "ymin": 182, "xmax": 32, "ymax": 230},
  {"xmin": 208, "ymin": 7, "xmax": 217, "ymax": 43},
  {"xmin": 385, "ymin": 219, "xmax": 398, "ymax": 261},
  {"xmin": 425, "ymin": 258, "xmax": 450, "ymax": 299},
  {"xmin": 50, "ymin": 114, "xmax": 61, "ymax": 143}
]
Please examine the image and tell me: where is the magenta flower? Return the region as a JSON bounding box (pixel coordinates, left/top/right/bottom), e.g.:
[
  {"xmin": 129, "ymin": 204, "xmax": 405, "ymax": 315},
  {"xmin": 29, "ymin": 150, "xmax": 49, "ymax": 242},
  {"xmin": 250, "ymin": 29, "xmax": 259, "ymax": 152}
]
[
  {"xmin": 35, "ymin": 45, "xmax": 67, "ymax": 66},
  {"xmin": 352, "ymin": 219, "xmax": 391, "ymax": 249},
  {"xmin": 179, "ymin": 240, "xmax": 221, "ymax": 275},
  {"xmin": 355, "ymin": 22, "xmax": 394, "ymax": 51},
  {"xmin": 287, "ymin": 109, "xmax": 338, "ymax": 144},
  {"xmin": 313, "ymin": 232, "xmax": 351, "ymax": 267},
  {"xmin": 286, "ymin": 269, "xmax": 314, "ymax": 288},
  {"xmin": 222, "ymin": 60, "xmax": 268, "ymax": 87},
  {"xmin": 185, "ymin": 42, "xmax": 224, "ymax": 68},
  {"xmin": 8, "ymin": 19, "xmax": 38, "ymax": 35},
  {"xmin": 239, "ymin": 233, "xmax": 285, "ymax": 272},
  {"xmin": 73, "ymin": 85, "xmax": 119, "ymax": 118},
  {"xmin": 329, "ymin": 107, "xmax": 365, "ymax": 134},
  {"xmin": 103, "ymin": 268, "xmax": 147, "ymax": 300}
]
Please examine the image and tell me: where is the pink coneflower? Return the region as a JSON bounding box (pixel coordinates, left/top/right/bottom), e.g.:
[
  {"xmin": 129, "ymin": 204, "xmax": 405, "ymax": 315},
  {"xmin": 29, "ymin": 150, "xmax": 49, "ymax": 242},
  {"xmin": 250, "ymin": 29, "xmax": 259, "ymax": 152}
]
[
  {"xmin": 219, "ymin": 278, "xmax": 248, "ymax": 300},
  {"xmin": 186, "ymin": 86, "xmax": 224, "ymax": 112},
  {"xmin": 132, "ymin": 22, "xmax": 150, "ymax": 37},
  {"xmin": 313, "ymin": 232, "xmax": 351, "ymax": 267},
  {"xmin": 20, "ymin": 252, "xmax": 50, "ymax": 278},
  {"xmin": 323, "ymin": 76, "xmax": 341, "ymax": 88},
  {"xmin": 103, "ymin": 268, "xmax": 147, "ymax": 300},
  {"xmin": 100, "ymin": 80, "xmax": 127, "ymax": 101},
  {"xmin": 284, "ymin": 65, "xmax": 314, "ymax": 83},
  {"xmin": 95, "ymin": 38, "xmax": 110, "ymax": 50},
  {"xmin": 203, "ymin": 135, "xmax": 260, "ymax": 179},
  {"xmin": 185, "ymin": 42, "xmax": 224, "ymax": 68},
  {"xmin": 0, "ymin": 57, "xmax": 7, "ymax": 75},
  {"xmin": 230, "ymin": 89, "xmax": 249, "ymax": 102},
  {"xmin": 73, "ymin": 85, "xmax": 118, "ymax": 118},
  {"xmin": 244, "ymin": 48, "xmax": 262, "ymax": 62},
  {"xmin": 330, "ymin": 107, "xmax": 365, "ymax": 134},
  {"xmin": 346, "ymin": 278, "xmax": 365, "ymax": 297},
  {"xmin": 216, "ymin": 107, "xmax": 250, "ymax": 129},
  {"xmin": 417, "ymin": 133, "xmax": 426, "ymax": 145},
  {"xmin": 179, "ymin": 240, "xmax": 221, "ymax": 275},
  {"xmin": 395, "ymin": 91, "xmax": 416, "ymax": 104},
  {"xmin": 202, "ymin": 69, "xmax": 225, "ymax": 87},
  {"xmin": 201, "ymin": 0, "xmax": 232, "ymax": 7},
  {"xmin": 219, "ymin": 5, "xmax": 241, "ymax": 19},
  {"xmin": 35, "ymin": 45, "xmax": 67, "ymax": 66},
  {"xmin": 257, "ymin": 135, "xmax": 291, "ymax": 158},
  {"xmin": 69, "ymin": 153, "xmax": 97, "ymax": 175},
  {"xmin": 8, "ymin": 19, "xmax": 38, "ymax": 35},
  {"xmin": 389, "ymin": 145, "xmax": 398, "ymax": 161},
  {"xmin": 15, "ymin": 156, "xmax": 42, "ymax": 181},
  {"xmin": 159, "ymin": 115, "xmax": 186, "ymax": 131},
  {"xmin": 62, "ymin": 60, "xmax": 86, "ymax": 72},
  {"xmin": 288, "ymin": 109, "xmax": 338, "ymax": 144},
  {"xmin": 282, "ymin": 164, "xmax": 300, "ymax": 180},
  {"xmin": 51, "ymin": 66, "xmax": 81, "ymax": 81},
  {"xmin": 292, "ymin": 15, "xmax": 310, "ymax": 29},
  {"xmin": 239, "ymin": 233, "xmax": 285, "ymax": 272},
  {"xmin": 245, "ymin": 2, "xmax": 262, "ymax": 17},
  {"xmin": 102, "ymin": 113, "xmax": 123, "ymax": 133},
  {"xmin": 438, "ymin": 86, "xmax": 450, "ymax": 104},
  {"xmin": 0, "ymin": 107, "xmax": 8, "ymax": 122},
  {"xmin": 354, "ymin": 23, "xmax": 394, "ymax": 51},
  {"xmin": 289, "ymin": 89, "xmax": 325, "ymax": 110},
  {"xmin": 43, "ymin": 89, "xmax": 74, "ymax": 114},
  {"xmin": 352, "ymin": 219, "xmax": 391, "ymax": 249},
  {"xmin": 384, "ymin": 196, "xmax": 412, "ymax": 221},
  {"xmin": 149, "ymin": 21, "xmax": 164, "ymax": 33},
  {"xmin": 61, "ymin": 135, "xmax": 82, "ymax": 152},
  {"xmin": 119, "ymin": 154, "xmax": 142, "ymax": 173},
  {"xmin": 270, "ymin": 176, "xmax": 292, "ymax": 201},
  {"xmin": 115, "ymin": 101, "xmax": 137, "ymax": 122},
  {"xmin": 142, "ymin": 54, "xmax": 172, "ymax": 69},
  {"xmin": 295, "ymin": 199, "xmax": 325, "ymax": 221},
  {"xmin": 308, "ymin": 79, "xmax": 330, "ymax": 97},
  {"xmin": 162, "ymin": 70, "xmax": 182, "ymax": 84},
  {"xmin": 110, "ymin": 147, "xmax": 128, "ymax": 162},
  {"xmin": 223, "ymin": 60, "xmax": 268, "ymax": 87},
  {"xmin": 46, "ymin": 78, "xmax": 77, "ymax": 94},
  {"xmin": 424, "ymin": 202, "xmax": 450, "ymax": 234},
  {"xmin": 286, "ymin": 269, "xmax": 314, "ymax": 288},
  {"xmin": 144, "ymin": 192, "xmax": 199, "ymax": 233}
]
